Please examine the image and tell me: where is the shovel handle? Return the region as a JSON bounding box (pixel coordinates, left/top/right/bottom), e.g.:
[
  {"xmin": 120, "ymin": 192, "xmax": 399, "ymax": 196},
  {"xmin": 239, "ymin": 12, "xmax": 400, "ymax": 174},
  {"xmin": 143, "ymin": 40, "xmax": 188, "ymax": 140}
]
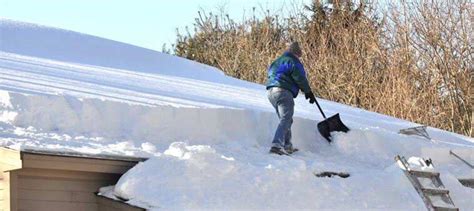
[{"xmin": 314, "ymin": 98, "xmax": 327, "ymax": 119}]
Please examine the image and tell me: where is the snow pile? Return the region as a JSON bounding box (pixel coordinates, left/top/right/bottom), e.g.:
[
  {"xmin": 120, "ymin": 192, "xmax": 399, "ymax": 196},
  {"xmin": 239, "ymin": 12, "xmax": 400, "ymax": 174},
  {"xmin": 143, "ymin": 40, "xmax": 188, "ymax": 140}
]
[
  {"xmin": 1, "ymin": 19, "xmax": 473, "ymax": 210},
  {"xmin": 111, "ymin": 142, "xmax": 422, "ymax": 210},
  {"xmin": 108, "ymin": 130, "xmax": 473, "ymax": 210}
]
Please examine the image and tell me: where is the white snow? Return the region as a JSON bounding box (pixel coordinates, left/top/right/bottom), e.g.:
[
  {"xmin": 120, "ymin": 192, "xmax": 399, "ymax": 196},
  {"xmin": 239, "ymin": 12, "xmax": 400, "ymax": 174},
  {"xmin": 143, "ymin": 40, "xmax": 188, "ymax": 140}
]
[{"xmin": 1, "ymin": 18, "xmax": 473, "ymax": 210}]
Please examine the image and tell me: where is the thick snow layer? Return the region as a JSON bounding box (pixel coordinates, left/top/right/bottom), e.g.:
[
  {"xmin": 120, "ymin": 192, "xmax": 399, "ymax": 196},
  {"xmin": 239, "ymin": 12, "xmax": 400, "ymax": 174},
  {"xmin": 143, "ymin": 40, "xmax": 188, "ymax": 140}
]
[
  {"xmin": 1, "ymin": 19, "xmax": 473, "ymax": 210},
  {"xmin": 0, "ymin": 18, "xmax": 232, "ymax": 83}
]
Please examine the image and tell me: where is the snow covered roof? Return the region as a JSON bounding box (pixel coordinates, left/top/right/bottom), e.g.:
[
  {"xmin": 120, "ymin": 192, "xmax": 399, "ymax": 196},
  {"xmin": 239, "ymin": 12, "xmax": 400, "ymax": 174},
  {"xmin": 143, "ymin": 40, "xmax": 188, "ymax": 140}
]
[
  {"xmin": 0, "ymin": 18, "xmax": 226, "ymax": 82},
  {"xmin": 1, "ymin": 18, "xmax": 473, "ymax": 210}
]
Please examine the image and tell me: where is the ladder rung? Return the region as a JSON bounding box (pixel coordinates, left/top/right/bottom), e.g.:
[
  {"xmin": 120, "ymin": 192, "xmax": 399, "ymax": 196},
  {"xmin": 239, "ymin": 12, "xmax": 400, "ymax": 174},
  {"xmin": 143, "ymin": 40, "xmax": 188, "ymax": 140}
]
[
  {"xmin": 422, "ymin": 188, "xmax": 449, "ymax": 195},
  {"xmin": 409, "ymin": 170, "xmax": 440, "ymax": 177},
  {"xmin": 432, "ymin": 206, "xmax": 458, "ymax": 211}
]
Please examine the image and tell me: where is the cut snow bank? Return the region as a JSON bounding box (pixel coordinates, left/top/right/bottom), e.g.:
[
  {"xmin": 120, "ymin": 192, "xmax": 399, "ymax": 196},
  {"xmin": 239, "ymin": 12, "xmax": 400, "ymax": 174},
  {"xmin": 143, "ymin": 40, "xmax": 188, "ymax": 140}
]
[{"xmin": 0, "ymin": 91, "xmax": 319, "ymax": 153}]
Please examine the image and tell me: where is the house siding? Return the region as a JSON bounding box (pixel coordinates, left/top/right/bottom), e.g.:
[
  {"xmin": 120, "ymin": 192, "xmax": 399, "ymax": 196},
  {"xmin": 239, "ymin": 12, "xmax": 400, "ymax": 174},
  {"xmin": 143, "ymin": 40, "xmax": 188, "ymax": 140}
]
[
  {"xmin": 0, "ymin": 148, "xmax": 147, "ymax": 211},
  {"xmin": 16, "ymin": 168, "xmax": 120, "ymax": 211}
]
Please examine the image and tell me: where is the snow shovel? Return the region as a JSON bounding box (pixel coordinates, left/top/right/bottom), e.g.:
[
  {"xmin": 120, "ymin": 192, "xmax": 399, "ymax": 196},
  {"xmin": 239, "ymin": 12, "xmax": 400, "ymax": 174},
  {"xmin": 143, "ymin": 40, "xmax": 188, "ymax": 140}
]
[{"xmin": 314, "ymin": 98, "xmax": 349, "ymax": 143}]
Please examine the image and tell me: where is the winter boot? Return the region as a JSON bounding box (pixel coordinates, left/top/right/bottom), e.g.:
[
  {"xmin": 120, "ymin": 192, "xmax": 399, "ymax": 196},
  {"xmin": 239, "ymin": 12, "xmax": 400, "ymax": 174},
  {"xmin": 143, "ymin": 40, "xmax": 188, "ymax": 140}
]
[
  {"xmin": 269, "ymin": 147, "xmax": 289, "ymax": 155},
  {"xmin": 285, "ymin": 146, "xmax": 299, "ymax": 154}
]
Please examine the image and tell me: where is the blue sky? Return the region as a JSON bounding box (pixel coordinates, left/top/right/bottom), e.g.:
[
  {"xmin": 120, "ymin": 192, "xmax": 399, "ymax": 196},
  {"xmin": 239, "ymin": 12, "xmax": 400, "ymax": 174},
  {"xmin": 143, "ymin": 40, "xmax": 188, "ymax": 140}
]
[{"xmin": 1, "ymin": 0, "xmax": 310, "ymax": 52}]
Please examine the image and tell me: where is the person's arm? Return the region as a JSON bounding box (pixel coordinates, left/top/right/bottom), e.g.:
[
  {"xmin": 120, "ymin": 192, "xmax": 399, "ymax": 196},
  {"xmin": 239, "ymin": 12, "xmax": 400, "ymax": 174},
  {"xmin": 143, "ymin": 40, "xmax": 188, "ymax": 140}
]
[
  {"xmin": 291, "ymin": 62, "xmax": 311, "ymax": 93},
  {"xmin": 292, "ymin": 62, "xmax": 316, "ymax": 104}
]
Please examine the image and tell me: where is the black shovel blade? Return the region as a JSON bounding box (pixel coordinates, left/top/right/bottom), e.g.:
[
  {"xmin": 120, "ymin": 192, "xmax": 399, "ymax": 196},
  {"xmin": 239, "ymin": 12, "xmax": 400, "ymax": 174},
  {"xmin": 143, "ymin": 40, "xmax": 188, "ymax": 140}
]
[{"xmin": 317, "ymin": 113, "xmax": 350, "ymax": 143}]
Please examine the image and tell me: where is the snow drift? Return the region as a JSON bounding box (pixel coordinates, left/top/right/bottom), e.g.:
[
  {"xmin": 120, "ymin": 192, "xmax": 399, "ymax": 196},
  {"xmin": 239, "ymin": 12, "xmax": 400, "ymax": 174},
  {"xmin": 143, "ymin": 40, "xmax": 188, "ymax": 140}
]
[{"xmin": 1, "ymin": 18, "xmax": 473, "ymax": 210}]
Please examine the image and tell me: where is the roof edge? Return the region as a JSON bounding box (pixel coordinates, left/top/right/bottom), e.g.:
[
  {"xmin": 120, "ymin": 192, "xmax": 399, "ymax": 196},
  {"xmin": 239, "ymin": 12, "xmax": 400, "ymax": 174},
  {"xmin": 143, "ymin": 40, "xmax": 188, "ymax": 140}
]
[
  {"xmin": 1, "ymin": 146, "xmax": 147, "ymax": 162},
  {"xmin": 95, "ymin": 193, "xmax": 147, "ymax": 211}
]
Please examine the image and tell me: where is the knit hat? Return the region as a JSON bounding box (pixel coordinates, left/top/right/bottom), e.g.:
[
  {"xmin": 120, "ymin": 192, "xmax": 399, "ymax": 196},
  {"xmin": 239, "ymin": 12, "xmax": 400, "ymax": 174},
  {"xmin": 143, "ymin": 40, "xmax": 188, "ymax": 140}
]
[{"xmin": 288, "ymin": 41, "xmax": 302, "ymax": 57}]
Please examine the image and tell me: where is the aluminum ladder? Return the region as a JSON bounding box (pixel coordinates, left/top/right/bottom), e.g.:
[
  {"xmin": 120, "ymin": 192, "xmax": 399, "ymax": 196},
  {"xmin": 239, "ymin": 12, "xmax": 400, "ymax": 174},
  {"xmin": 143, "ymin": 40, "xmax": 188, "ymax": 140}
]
[{"xmin": 395, "ymin": 155, "xmax": 459, "ymax": 211}]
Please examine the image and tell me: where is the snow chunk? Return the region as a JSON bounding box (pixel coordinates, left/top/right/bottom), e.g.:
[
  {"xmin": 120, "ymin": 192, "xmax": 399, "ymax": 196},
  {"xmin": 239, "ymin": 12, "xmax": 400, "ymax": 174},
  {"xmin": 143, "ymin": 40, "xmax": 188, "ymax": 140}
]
[
  {"xmin": 0, "ymin": 90, "xmax": 13, "ymax": 108},
  {"xmin": 0, "ymin": 111, "xmax": 17, "ymax": 123},
  {"xmin": 407, "ymin": 156, "xmax": 435, "ymax": 171},
  {"xmin": 0, "ymin": 91, "xmax": 17, "ymax": 123},
  {"xmin": 163, "ymin": 142, "xmax": 216, "ymax": 160},
  {"xmin": 140, "ymin": 142, "xmax": 158, "ymax": 155}
]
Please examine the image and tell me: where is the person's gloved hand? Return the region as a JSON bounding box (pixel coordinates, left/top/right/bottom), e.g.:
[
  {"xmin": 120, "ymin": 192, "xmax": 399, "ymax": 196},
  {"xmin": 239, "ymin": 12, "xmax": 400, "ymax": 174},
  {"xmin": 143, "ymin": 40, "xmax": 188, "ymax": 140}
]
[{"xmin": 305, "ymin": 91, "xmax": 316, "ymax": 104}]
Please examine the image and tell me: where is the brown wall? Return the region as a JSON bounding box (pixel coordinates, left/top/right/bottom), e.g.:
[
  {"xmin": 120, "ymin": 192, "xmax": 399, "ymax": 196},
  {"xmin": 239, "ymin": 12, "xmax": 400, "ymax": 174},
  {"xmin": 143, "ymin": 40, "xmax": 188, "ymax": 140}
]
[
  {"xmin": 0, "ymin": 149, "xmax": 145, "ymax": 211},
  {"xmin": 16, "ymin": 168, "xmax": 121, "ymax": 211}
]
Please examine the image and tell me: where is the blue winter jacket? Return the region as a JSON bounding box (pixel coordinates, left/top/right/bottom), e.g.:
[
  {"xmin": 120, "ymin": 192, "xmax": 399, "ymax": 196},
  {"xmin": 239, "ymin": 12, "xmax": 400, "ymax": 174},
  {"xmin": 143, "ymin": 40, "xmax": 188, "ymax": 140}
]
[{"xmin": 266, "ymin": 52, "xmax": 311, "ymax": 97}]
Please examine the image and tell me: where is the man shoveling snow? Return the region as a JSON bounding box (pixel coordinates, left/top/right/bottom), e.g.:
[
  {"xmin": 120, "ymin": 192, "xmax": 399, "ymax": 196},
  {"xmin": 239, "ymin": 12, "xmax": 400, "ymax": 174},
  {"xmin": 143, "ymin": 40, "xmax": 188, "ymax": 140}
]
[{"xmin": 266, "ymin": 41, "xmax": 316, "ymax": 155}]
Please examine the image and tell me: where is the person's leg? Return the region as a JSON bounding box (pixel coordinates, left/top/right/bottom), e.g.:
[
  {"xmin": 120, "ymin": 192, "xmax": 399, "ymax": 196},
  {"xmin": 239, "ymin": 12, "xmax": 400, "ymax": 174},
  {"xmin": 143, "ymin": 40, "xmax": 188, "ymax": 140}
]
[
  {"xmin": 284, "ymin": 128, "xmax": 299, "ymax": 153},
  {"xmin": 268, "ymin": 89, "xmax": 294, "ymax": 149},
  {"xmin": 284, "ymin": 128, "xmax": 292, "ymax": 149}
]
